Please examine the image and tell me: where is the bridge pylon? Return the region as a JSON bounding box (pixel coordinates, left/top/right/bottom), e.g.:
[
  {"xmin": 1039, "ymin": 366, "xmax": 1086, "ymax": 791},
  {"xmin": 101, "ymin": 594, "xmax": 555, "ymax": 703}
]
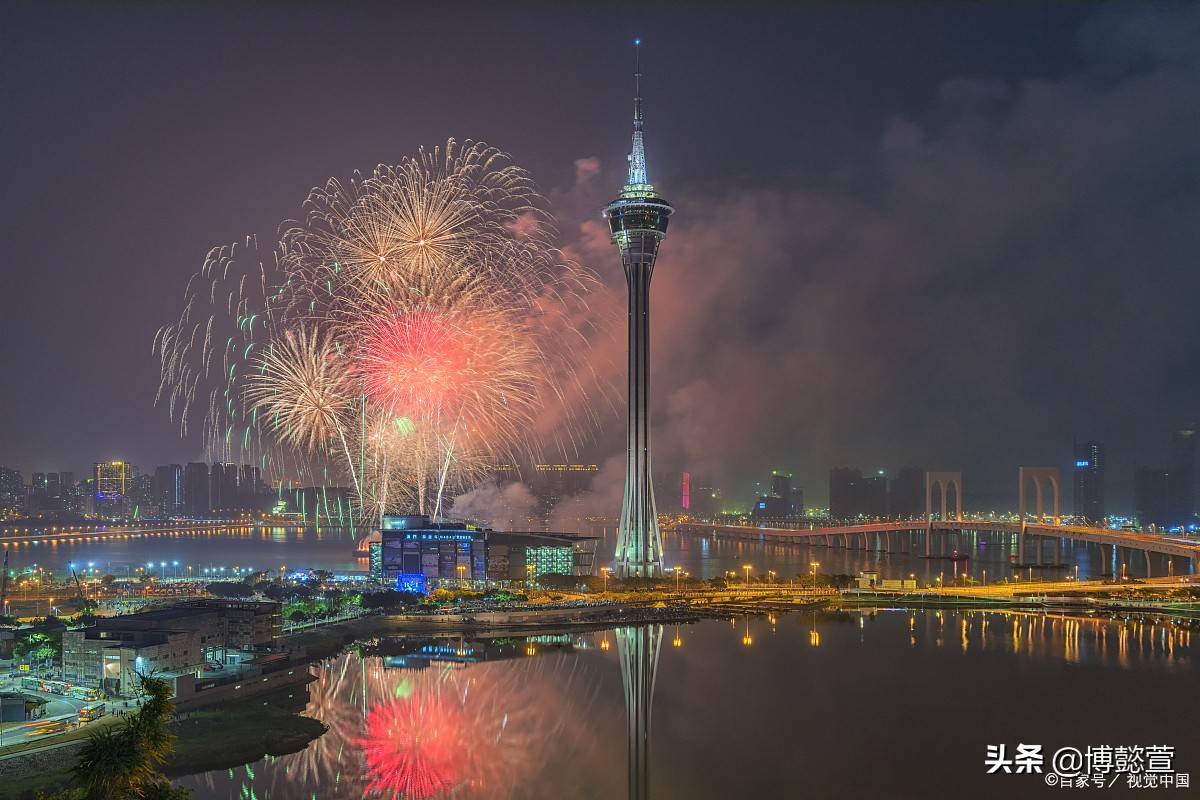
[{"xmin": 924, "ymin": 471, "xmax": 963, "ymax": 556}]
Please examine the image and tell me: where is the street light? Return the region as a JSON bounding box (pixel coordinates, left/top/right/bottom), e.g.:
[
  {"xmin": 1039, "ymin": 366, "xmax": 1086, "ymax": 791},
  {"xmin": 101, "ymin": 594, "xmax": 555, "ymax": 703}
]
[
  {"xmin": 743, "ymin": 564, "xmax": 752, "ymax": 585},
  {"xmin": 601, "ymin": 566, "xmax": 610, "ymax": 593},
  {"xmin": 673, "ymin": 565, "xmax": 682, "ymax": 592},
  {"xmin": 456, "ymin": 564, "xmax": 466, "ymax": 586},
  {"xmin": 810, "ymin": 561, "xmax": 820, "ymax": 589}
]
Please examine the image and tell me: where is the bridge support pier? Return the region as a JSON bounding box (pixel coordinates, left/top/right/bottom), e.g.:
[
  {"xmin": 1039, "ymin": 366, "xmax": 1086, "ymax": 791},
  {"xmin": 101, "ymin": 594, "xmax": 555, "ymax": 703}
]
[
  {"xmin": 1017, "ymin": 528, "xmax": 1025, "ymax": 566},
  {"xmin": 925, "ymin": 524, "xmax": 932, "ymax": 557},
  {"xmin": 1144, "ymin": 550, "xmax": 1152, "ymax": 578}
]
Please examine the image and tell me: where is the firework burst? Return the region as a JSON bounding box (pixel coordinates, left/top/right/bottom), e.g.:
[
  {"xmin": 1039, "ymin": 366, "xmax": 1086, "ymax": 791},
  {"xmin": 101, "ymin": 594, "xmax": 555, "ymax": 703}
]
[{"xmin": 155, "ymin": 139, "xmax": 601, "ymax": 520}]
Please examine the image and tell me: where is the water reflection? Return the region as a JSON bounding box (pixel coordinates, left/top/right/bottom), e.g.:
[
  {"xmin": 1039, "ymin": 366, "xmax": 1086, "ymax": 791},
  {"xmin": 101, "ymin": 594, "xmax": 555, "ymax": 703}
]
[
  {"xmin": 616, "ymin": 625, "xmax": 662, "ymax": 800},
  {"xmin": 180, "ymin": 611, "xmax": 1198, "ymax": 800}
]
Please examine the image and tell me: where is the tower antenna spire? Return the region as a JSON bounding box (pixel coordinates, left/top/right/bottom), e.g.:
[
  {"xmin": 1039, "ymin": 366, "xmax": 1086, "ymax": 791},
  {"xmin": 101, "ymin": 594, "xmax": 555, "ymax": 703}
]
[
  {"xmin": 628, "ymin": 39, "xmax": 648, "ymax": 186},
  {"xmin": 634, "ymin": 39, "xmax": 642, "ymax": 129}
]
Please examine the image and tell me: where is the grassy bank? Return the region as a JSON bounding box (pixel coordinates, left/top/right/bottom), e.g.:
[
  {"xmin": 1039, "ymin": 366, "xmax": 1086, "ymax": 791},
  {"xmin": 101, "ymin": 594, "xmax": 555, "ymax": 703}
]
[
  {"xmin": 0, "ymin": 698, "xmax": 326, "ymax": 798},
  {"xmin": 166, "ymin": 704, "xmax": 327, "ymax": 777}
]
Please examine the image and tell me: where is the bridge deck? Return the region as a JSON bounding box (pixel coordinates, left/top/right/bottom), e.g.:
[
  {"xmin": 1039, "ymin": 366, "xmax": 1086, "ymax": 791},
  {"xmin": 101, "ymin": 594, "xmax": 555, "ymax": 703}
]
[{"xmin": 674, "ymin": 521, "xmax": 1200, "ymax": 561}]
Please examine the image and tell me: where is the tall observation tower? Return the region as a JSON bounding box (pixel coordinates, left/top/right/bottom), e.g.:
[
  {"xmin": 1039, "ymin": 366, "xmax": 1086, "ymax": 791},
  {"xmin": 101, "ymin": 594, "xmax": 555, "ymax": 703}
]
[{"xmin": 605, "ymin": 41, "xmax": 674, "ymax": 578}]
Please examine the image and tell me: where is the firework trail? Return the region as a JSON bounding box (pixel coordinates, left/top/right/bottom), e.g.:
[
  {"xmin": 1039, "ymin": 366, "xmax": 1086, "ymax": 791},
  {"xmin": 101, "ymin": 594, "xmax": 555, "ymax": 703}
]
[{"xmin": 155, "ymin": 139, "xmax": 602, "ymax": 521}]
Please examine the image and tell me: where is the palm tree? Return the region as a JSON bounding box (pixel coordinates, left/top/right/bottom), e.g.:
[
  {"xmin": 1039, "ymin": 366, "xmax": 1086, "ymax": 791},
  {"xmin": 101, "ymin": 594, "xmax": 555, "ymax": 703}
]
[
  {"xmin": 71, "ymin": 675, "xmax": 182, "ymax": 799},
  {"xmin": 72, "ymin": 725, "xmax": 154, "ymax": 799}
]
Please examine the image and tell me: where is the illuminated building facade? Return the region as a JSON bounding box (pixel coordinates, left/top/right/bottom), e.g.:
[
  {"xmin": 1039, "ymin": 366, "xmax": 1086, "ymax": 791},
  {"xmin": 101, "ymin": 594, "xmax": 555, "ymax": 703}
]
[
  {"xmin": 155, "ymin": 464, "xmax": 184, "ymax": 517},
  {"xmin": 373, "ymin": 515, "xmax": 596, "ymax": 587},
  {"xmin": 1072, "ymin": 440, "xmax": 1105, "ymax": 523},
  {"xmin": 93, "ymin": 460, "xmax": 133, "ymax": 516},
  {"xmin": 0, "ymin": 467, "xmax": 23, "ymax": 517},
  {"xmin": 606, "ymin": 42, "xmax": 673, "ymax": 578}
]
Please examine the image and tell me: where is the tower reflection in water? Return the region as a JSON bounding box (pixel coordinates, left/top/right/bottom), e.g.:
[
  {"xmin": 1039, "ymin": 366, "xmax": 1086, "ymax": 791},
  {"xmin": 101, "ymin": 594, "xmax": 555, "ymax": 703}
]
[{"xmin": 616, "ymin": 624, "xmax": 664, "ymax": 800}]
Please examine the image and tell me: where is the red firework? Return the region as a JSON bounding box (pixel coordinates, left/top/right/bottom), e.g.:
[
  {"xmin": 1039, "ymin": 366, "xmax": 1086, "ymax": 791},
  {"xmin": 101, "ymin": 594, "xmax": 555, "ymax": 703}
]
[
  {"xmin": 361, "ymin": 311, "xmax": 472, "ymax": 415},
  {"xmin": 356, "ymin": 692, "xmax": 468, "ymax": 799}
]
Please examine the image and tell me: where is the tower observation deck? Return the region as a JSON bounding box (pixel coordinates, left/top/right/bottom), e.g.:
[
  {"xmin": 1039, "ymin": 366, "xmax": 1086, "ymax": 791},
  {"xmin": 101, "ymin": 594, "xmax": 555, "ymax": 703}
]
[{"xmin": 604, "ymin": 41, "xmax": 674, "ymax": 578}]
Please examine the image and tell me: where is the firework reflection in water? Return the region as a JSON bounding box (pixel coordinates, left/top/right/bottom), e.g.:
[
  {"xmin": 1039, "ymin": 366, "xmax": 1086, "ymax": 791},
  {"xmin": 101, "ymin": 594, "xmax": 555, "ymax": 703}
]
[{"xmin": 187, "ymin": 646, "xmax": 605, "ymax": 799}]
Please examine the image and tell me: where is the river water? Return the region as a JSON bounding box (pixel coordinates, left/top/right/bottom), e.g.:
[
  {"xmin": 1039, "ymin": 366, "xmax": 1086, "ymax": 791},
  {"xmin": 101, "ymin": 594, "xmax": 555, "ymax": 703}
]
[
  {"xmin": 3, "ymin": 523, "xmax": 1177, "ymax": 582},
  {"xmin": 176, "ymin": 610, "xmax": 1198, "ymax": 799}
]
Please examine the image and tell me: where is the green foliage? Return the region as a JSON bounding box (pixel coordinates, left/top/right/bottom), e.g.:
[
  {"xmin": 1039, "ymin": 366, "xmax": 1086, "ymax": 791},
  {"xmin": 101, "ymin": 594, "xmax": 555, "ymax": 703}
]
[
  {"xmin": 204, "ymin": 581, "xmax": 254, "ymax": 599},
  {"xmin": 360, "ymin": 589, "xmax": 423, "ymax": 610},
  {"xmin": 71, "ymin": 675, "xmax": 187, "ymax": 800},
  {"xmin": 15, "ymin": 630, "xmax": 62, "ymax": 662}
]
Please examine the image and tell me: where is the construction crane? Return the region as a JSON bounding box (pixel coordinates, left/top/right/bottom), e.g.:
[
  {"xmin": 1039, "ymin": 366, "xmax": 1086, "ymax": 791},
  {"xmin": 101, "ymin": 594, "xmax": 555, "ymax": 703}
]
[{"xmin": 69, "ymin": 565, "xmax": 87, "ymax": 605}]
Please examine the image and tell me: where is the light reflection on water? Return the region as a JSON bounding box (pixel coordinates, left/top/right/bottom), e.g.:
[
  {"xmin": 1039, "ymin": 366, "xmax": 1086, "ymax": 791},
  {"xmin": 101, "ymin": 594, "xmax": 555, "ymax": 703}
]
[
  {"xmin": 179, "ymin": 610, "xmax": 1199, "ymax": 800},
  {"xmin": 8, "ymin": 524, "xmax": 1183, "ymax": 585}
]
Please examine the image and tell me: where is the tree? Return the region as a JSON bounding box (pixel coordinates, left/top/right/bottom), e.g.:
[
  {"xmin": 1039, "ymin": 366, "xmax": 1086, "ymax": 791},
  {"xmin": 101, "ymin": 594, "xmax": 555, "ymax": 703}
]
[
  {"xmin": 360, "ymin": 590, "xmax": 422, "ymax": 610},
  {"xmin": 205, "ymin": 581, "xmax": 254, "ymax": 599},
  {"xmin": 70, "ymin": 675, "xmax": 185, "ymax": 800}
]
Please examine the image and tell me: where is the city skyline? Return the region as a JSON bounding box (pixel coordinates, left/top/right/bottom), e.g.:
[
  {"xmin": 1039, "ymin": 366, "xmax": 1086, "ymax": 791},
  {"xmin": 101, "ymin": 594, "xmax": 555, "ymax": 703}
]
[{"xmin": 4, "ymin": 4, "xmax": 1200, "ymax": 513}]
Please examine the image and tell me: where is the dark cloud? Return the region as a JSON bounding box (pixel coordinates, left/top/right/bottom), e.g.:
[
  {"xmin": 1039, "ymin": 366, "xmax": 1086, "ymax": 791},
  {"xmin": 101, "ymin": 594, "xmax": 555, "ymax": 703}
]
[{"xmin": 550, "ymin": 4, "xmax": 1200, "ymax": 511}]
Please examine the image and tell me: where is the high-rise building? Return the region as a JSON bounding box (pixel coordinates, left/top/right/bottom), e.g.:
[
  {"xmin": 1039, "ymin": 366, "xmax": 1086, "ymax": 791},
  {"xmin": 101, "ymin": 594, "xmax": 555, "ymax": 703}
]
[
  {"xmin": 888, "ymin": 466, "xmax": 924, "ymax": 519},
  {"xmin": 691, "ymin": 482, "xmax": 720, "ymax": 518},
  {"xmin": 1135, "ymin": 467, "xmax": 1171, "ymax": 529},
  {"xmin": 829, "ymin": 467, "xmax": 889, "ymax": 519},
  {"xmin": 209, "ymin": 463, "xmax": 240, "ymax": 512},
  {"xmin": 606, "ymin": 42, "xmax": 674, "ymax": 578},
  {"xmin": 0, "ymin": 467, "xmax": 23, "ymax": 517},
  {"xmin": 1072, "ymin": 440, "xmax": 1105, "ymax": 523},
  {"xmin": 769, "ymin": 470, "xmax": 792, "ymax": 501},
  {"xmin": 681, "ymin": 472, "xmax": 691, "ymax": 511},
  {"xmin": 32, "ymin": 472, "xmax": 47, "ymax": 499},
  {"xmin": 529, "ymin": 464, "xmax": 598, "ymax": 514},
  {"xmin": 238, "ymin": 464, "xmax": 262, "ymax": 507},
  {"xmin": 829, "ymin": 467, "xmax": 861, "ymax": 520},
  {"xmin": 857, "ymin": 472, "xmax": 888, "ymax": 518},
  {"xmin": 93, "ymin": 461, "xmax": 133, "ymax": 516},
  {"xmin": 183, "ymin": 462, "xmax": 210, "ymax": 517},
  {"xmin": 155, "ymin": 464, "xmax": 184, "ymax": 517},
  {"xmin": 1168, "ymin": 428, "xmax": 1196, "ymax": 527},
  {"xmin": 752, "ymin": 469, "xmax": 803, "ymax": 523}
]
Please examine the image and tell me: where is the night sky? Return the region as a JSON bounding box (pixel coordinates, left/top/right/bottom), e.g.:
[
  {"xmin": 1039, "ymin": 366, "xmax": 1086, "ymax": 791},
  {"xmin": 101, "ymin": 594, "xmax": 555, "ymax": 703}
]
[{"xmin": 3, "ymin": 2, "xmax": 1200, "ymax": 512}]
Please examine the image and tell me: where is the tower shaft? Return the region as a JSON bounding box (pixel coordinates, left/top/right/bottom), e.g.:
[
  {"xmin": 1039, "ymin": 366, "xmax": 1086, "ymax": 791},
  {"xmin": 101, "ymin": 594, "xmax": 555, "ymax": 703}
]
[
  {"xmin": 605, "ymin": 42, "xmax": 673, "ymax": 579},
  {"xmin": 615, "ymin": 233, "xmax": 663, "ymax": 576}
]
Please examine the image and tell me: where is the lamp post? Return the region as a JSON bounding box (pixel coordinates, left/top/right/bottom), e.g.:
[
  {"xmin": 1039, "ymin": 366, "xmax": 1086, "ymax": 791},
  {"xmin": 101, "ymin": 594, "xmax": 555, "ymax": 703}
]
[
  {"xmin": 810, "ymin": 561, "xmax": 820, "ymax": 589},
  {"xmin": 601, "ymin": 566, "xmax": 610, "ymax": 593},
  {"xmin": 673, "ymin": 565, "xmax": 681, "ymax": 592},
  {"xmin": 457, "ymin": 564, "xmax": 466, "ymax": 587},
  {"xmin": 743, "ymin": 564, "xmax": 752, "ymax": 585}
]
